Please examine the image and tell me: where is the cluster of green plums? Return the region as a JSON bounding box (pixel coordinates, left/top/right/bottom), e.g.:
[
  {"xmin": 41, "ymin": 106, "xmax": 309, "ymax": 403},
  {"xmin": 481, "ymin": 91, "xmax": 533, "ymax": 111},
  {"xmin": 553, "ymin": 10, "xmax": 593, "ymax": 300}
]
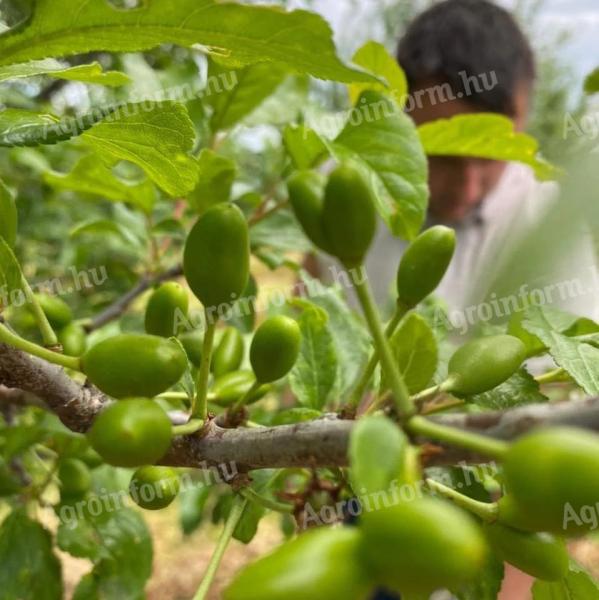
[
  {"xmin": 226, "ymin": 421, "xmax": 599, "ymax": 599},
  {"xmin": 224, "ymin": 164, "xmax": 599, "ymax": 598},
  {"xmin": 69, "ymin": 201, "xmax": 302, "ymax": 509},
  {"xmin": 48, "ymin": 162, "xmax": 599, "ymax": 596}
]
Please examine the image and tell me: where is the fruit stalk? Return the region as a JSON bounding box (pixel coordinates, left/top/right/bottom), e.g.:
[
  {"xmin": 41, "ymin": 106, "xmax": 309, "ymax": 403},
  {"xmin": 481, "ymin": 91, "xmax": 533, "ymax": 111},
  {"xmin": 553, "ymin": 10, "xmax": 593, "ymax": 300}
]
[
  {"xmin": 351, "ymin": 268, "xmax": 414, "ymax": 417},
  {"xmin": 194, "ymin": 496, "xmax": 248, "ymax": 600},
  {"xmin": 411, "ymin": 384, "xmax": 441, "ymax": 404},
  {"xmin": 407, "ymin": 415, "xmax": 509, "ymax": 459},
  {"xmin": 239, "ymin": 487, "xmax": 294, "ymax": 513},
  {"xmin": 192, "ymin": 309, "xmax": 217, "ymax": 419},
  {"xmin": 348, "ymin": 301, "xmax": 407, "ymax": 408},
  {"xmin": 0, "ymin": 322, "xmax": 80, "ymax": 370},
  {"xmin": 21, "ymin": 276, "xmax": 58, "ymax": 347},
  {"xmin": 535, "ymin": 367, "xmax": 568, "ymax": 385},
  {"xmin": 426, "ymin": 478, "xmax": 498, "ymax": 521},
  {"xmin": 229, "ymin": 380, "xmax": 261, "ymax": 416},
  {"xmin": 172, "ymin": 418, "xmax": 204, "ymax": 437}
]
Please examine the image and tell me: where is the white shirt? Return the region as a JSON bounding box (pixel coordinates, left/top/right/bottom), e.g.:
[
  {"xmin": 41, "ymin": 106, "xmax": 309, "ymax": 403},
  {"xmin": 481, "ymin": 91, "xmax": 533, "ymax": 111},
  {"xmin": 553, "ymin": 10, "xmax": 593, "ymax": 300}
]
[{"xmin": 362, "ymin": 163, "xmax": 599, "ymax": 328}]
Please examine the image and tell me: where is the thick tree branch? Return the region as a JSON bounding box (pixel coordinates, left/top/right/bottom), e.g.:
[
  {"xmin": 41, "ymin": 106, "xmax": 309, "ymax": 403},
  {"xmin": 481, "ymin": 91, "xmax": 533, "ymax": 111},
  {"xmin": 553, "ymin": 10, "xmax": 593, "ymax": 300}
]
[
  {"xmin": 162, "ymin": 415, "xmax": 353, "ymax": 471},
  {"xmin": 2, "ymin": 342, "xmax": 599, "ymax": 471},
  {"xmin": 0, "ymin": 343, "xmax": 108, "ymax": 431}
]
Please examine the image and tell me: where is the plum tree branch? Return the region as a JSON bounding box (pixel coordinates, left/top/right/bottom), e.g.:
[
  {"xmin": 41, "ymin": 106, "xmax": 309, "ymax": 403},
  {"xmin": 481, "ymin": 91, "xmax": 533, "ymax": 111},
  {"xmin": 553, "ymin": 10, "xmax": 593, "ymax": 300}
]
[
  {"xmin": 0, "ymin": 343, "xmax": 108, "ymax": 431},
  {"xmin": 2, "ymin": 342, "xmax": 599, "ymax": 471}
]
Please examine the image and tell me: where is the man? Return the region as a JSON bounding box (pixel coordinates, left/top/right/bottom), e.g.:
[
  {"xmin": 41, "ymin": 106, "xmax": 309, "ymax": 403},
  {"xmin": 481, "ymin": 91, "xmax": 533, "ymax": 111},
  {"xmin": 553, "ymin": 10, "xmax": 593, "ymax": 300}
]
[{"xmin": 364, "ymin": 0, "xmax": 596, "ymax": 330}]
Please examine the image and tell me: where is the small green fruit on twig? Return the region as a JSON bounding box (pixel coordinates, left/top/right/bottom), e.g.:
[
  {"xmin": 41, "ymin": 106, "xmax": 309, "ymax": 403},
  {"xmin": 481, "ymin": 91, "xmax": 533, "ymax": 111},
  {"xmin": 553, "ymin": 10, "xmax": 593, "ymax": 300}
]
[
  {"xmin": 396, "ymin": 225, "xmax": 456, "ymax": 308},
  {"xmin": 212, "ymin": 326, "xmax": 244, "ymax": 377},
  {"xmin": 483, "ymin": 522, "xmax": 568, "ymax": 581},
  {"xmin": 442, "ymin": 334, "xmax": 526, "ymax": 396},
  {"xmin": 129, "ymin": 466, "xmax": 180, "ymax": 510},
  {"xmin": 81, "ymin": 333, "xmax": 187, "ymax": 399},
  {"xmin": 145, "ymin": 281, "xmax": 189, "ymax": 338},
  {"xmin": 321, "ymin": 164, "xmax": 377, "ymax": 268},
  {"xmin": 250, "ymin": 315, "xmax": 301, "ymax": 384},
  {"xmin": 88, "ymin": 398, "xmax": 172, "ymax": 468},
  {"xmin": 183, "ymin": 203, "xmax": 250, "ymax": 309},
  {"xmin": 502, "ymin": 426, "xmax": 599, "ymax": 535}
]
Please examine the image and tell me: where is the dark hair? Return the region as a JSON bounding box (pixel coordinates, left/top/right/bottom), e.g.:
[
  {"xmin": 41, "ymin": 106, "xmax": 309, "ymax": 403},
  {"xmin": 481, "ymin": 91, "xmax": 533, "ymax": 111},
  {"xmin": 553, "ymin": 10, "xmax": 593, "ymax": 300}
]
[{"xmin": 397, "ymin": 0, "xmax": 535, "ymax": 115}]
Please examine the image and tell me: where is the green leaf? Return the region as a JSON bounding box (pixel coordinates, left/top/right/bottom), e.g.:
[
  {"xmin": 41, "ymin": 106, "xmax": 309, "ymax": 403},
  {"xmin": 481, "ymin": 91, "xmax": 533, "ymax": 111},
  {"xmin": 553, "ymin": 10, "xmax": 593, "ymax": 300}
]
[
  {"xmin": 469, "ymin": 368, "xmax": 547, "ymax": 410},
  {"xmin": 152, "ymin": 218, "xmax": 186, "ymax": 239},
  {"xmin": 298, "ymin": 271, "xmax": 370, "ymax": 395},
  {"xmin": 382, "ymin": 313, "xmax": 437, "ymax": 394},
  {"xmin": 0, "ymin": 177, "xmax": 17, "ymax": 247},
  {"xmin": 0, "ymin": 107, "xmax": 106, "ymax": 147},
  {"xmin": 66, "ymin": 507, "xmax": 153, "ymax": 600},
  {"xmin": 188, "ymin": 149, "xmax": 235, "ymax": 213},
  {"xmin": 1, "ymin": 424, "xmax": 46, "ymax": 460},
  {"xmin": 0, "ymin": 458, "xmax": 22, "ymax": 496},
  {"xmin": 0, "ymin": 0, "xmax": 374, "ymax": 83},
  {"xmin": 271, "ymin": 407, "xmax": 322, "ymax": 425},
  {"xmin": 252, "ymin": 247, "xmax": 292, "ymax": 271},
  {"xmin": 348, "ymin": 41, "xmax": 408, "ymax": 107},
  {"xmin": 81, "ymin": 101, "xmax": 198, "ymax": 197},
  {"xmin": 246, "ymin": 75, "xmax": 310, "ymax": 128},
  {"xmin": 0, "ymin": 510, "xmax": 62, "ymax": 600},
  {"xmin": 208, "ymin": 59, "xmax": 289, "ymax": 131},
  {"xmin": 334, "ymin": 90, "xmax": 429, "ymax": 240},
  {"xmin": 442, "ymin": 466, "xmax": 493, "ymax": 503},
  {"xmin": 250, "ymin": 208, "xmax": 312, "ymax": 253},
  {"xmin": 179, "ymin": 484, "xmax": 212, "ymax": 536},
  {"xmin": 455, "ymin": 553, "xmax": 504, "ymax": 600},
  {"xmin": 0, "ymin": 235, "xmax": 23, "ymax": 300},
  {"xmin": 522, "ymin": 305, "xmax": 580, "ymax": 334},
  {"xmin": 233, "ymin": 500, "xmax": 264, "ymax": 544},
  {"xmin": 532, "ymin": 563, "xmax": 599, "ymax": 599},
  {"xmin": 507, "ymin": 311, "xmax": 546, "ymax": 357},
  {"xmin": 69, "ymin": 219, "xmax": 143, "ymax": 247},
  {"xmin": 348, "ymin": 415, "xmax": 407, "ymax": 495},
  {"xmin": 584, "ymin": 68, "xmax": 599, "ymax": 94},
  {"xmin": 283, "ymin": 124, "xmax": 328, "ymax": 169},
  {"xmin": 522, "ymin": 307, "xmax": 599, "ymax": 395},
  {"xmin": 289, "ymin": 304, "xmax": 338, "ymax": 410},
  {"xmin": 564, "ymin": 317, "xmax": 599, "ymax": 338},
  {"xmin": 57, "ymin": 513, "xmax": 101, "ymax": 560},
  {"xmin": 532, "ymin": 332, "xmax": 599, "ymax": 395},
  {"xmin": 418, "ymin": 114, "xmax": 557, "ymax": 181},
  {"xmin": 0, "ymin": 104, "xmax": 127, "ymax": 147},
  {"xmin": 45, "ymin": 155, "xmax": 156, "ymax": 213},
  {"xmin": 212, "ymin": 492, "xmax": 234, "ymax": 525},
  {"xmin": 0, "ymin": 59, "xmax": 129, "ymax": 86}
]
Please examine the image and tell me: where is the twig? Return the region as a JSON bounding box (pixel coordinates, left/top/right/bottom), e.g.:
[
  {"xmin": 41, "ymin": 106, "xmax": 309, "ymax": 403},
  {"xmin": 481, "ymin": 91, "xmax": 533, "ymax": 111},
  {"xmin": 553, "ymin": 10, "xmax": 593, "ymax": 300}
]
[
  {"xmin": 193, "ymin": 496, "xmax": 247, "ymax": 600},
  {"xmin": 192, "ymin": 309, "xmax": 217, "ymax": 419},
  {"xmin": 348, "ymin": 302, "xmax": 407, "ymax": 410},
  {"xmin": 248, "ymin": 199, "xmax": 289, "ymax": 227},
  {"xmin": 85, "ymin": 263, "xmax": 183, "ymax": 332},
  {"xmin": 239, "ymin": 487, "xmax": 294, "ymax": 513}
]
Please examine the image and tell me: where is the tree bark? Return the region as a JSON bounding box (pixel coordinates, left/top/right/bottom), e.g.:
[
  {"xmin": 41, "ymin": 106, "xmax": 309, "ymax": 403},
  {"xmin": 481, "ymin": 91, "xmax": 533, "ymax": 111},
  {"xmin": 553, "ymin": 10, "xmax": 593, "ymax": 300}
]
[{"xmin": 2, "ymin": 342, "xmax": 599, "ymax": 471}]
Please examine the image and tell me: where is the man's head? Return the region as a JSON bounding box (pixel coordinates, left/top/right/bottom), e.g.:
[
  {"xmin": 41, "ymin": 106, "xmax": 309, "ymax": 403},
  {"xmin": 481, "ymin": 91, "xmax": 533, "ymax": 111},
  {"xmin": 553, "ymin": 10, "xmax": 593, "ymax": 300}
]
[{"xmin": 397, "ymin": 0, "xmax": 536, "ymax": 223}]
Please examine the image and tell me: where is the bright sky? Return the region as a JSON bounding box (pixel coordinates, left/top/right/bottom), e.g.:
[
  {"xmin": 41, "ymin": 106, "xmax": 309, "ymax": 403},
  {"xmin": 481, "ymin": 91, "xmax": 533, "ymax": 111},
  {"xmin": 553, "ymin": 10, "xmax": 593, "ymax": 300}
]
[
  {"xmin": 304, "ymin": 0, "xmax": 598, "ymax": 84},
  {"xmin": 500, "ymin": 0, "xmax": 599, "ymax": 80}
]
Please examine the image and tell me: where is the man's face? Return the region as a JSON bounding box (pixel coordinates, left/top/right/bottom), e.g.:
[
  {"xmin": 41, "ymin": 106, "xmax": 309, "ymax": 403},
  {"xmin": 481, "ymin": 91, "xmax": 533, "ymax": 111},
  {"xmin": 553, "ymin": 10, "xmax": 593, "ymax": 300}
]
[{"xmin": 409, "ymin": 80, "xmax": 531, "ymax": 224}]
